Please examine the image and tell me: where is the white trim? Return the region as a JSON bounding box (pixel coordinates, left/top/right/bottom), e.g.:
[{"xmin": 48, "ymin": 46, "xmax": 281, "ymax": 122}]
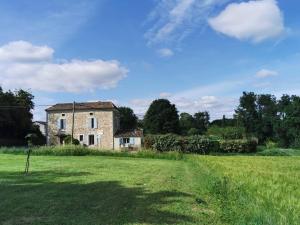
[{"xmin": 79, "ymin": 134, "xmax": 84, "ymax": 145}]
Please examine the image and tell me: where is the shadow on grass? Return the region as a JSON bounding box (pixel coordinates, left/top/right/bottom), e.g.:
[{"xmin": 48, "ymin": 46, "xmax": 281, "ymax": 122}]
[{"xmin": 0, "ymin": 171, "xmax": 194, "ymax": 225}]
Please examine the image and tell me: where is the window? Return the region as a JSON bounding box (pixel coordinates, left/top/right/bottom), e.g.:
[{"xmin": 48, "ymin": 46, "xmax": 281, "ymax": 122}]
[
  {"xmin": 88, "ymin": 117, "xmax": 97, "ymax": 129},
  {"xmin": 91, "ymin": 118, "xmax": 95, "ymax": 128},
  {"xmin": 62, "ymin": 114, "xmax": 65, "ymax": 117},
  {"xmin": 90, "ymin": 112, "xmax": 94, "ymax": 116},
  {"xmin": 60, "ymin": 119, "xmax": 66, "ymax": 130},
  {"xmin": 122, "ymin": 138, "xmax": 130, "ymax": 144},
  {"xmin": 79, "ymin": 135, "xmax": 84, "ymax": 142},
  {"xmin": 88, "ymin": 135, "xmax": 94, "ymax": 145}
]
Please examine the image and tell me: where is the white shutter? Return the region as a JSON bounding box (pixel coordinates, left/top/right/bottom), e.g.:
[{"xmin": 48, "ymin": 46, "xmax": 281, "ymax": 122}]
[
  {"xmin": 57, "ymin": 119, "xmax": 60, "ymax": 129},
  {"xmin": 94, "ymin": 118, "xmax": 98, "ymax": 129},
  {"xmin": 87, "ymin": 118, "xmax": 90, "ymax": 129},
  {"xmin": 63, "ymin": 119, "xmax": 66, "ymax": 130}
]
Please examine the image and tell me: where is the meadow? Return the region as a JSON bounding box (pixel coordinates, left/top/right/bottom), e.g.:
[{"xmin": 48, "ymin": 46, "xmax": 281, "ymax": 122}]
[{"xmin": 0, "ymin": 150, "xmax": 299, "ymax": 225}]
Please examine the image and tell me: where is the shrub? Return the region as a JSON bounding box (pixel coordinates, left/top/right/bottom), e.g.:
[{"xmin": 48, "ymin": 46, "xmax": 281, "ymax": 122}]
[
  {"xmin": 63, "ymin": 135, "xmax": 80, "ymax": 145},
  {"xmin": 152, "ymin": 134, "xmax": 182, "ymax": 152},
  {"xmin": 145, "ymin": 134, "xmax": 257, "ymax": 154},
  {"xmin": 144, "ymin": 135, "xmax": 155, "ymax": 149},
  {"xmin": 187, "ymin": 128, "xmax": 201, "ymax": 136},
  {"xmin": 185, "ymin": 135, "xmax": 219, "ymax": 154},
  {"xmin": 219, "ymin": 139, "xmax": 257, "ymax": 153},
  {"xmin": 266, "ymin": 140, "xmax": 277, "ymax": 149}
]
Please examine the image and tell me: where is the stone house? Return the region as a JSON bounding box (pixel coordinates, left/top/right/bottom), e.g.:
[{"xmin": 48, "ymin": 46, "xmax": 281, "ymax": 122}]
[{"xmin": 45, "ymin": 101, "xmax": 142, "ymax": 150}]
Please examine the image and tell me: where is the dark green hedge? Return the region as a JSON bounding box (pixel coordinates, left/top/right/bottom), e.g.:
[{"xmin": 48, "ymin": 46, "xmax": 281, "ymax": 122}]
[{"xmin": 144, "ymin": 134, "xmax": 257, "ymax": 154}]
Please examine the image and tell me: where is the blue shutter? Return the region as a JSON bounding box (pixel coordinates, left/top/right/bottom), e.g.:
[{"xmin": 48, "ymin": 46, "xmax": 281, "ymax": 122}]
[{"xmin": 130, "ymin": 138, "xmax": 135, "ymax": 145}]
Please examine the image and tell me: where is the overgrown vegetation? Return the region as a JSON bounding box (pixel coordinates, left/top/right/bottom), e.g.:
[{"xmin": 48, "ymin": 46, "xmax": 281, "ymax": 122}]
[
  {"xmin": 0, "ymin": 145, "xmax": 184, "ymax": 160},
  {"xmin": 144, "ymin": 134, "xmax": 257, "ymax": 154}
]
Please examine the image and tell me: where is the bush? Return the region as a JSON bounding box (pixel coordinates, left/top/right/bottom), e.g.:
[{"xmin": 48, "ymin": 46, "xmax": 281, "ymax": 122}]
[
  {"xmin": 185, "ymin": 135, "xmax": 219, "ymax": 154},
  {"xmin": 145, "ymin": 134, "xmax": 257, "ymax": 154},
  {"xmin": 266, "ymin": 140, "xmax": 277, "ymax": 149},
  {"xmin": 219, "ymin": 138, "xmax": 257, "ymax": 153},
  {"xmin": 152, "ymin": 134, "xmax": 182, "ymax": 152},
  {"xmin": 63, "ymin": 135, "xmax": 80, "ymax": 145},
  {"xmin": 187, "ymin": 128, "xmax": 201, "ymax": 136},
  {"xmin": 144, "ymin": 135, "xmax": 155, "ymax": 149}
]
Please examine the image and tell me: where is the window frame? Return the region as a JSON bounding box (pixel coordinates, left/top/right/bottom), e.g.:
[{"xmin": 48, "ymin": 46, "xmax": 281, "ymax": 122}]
[
  {"xmin": 122, "ymin": 137, "xmax": 130, "ymax": 144},
  {"xmin": 60, "ymin": 118, "xmax": 66, "ymax": 130},
  {"xmin": 88, "ymin": 134, "xmax": 95, "ymax": 146},
  {"xmin": 79, "ymin": 134, "xmax": 84, "ymax": 142}
]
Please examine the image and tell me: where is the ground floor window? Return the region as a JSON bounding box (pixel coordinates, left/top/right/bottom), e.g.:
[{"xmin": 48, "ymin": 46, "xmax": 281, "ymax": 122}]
[
  {"xmin": 79, "ymin": 134, "xmax": 84, "ymax": 142},
  {"xmin": 88, "ymin": 135, "xmax": 94, "ymax": 145},
  {"xmin": 121, "ymin": 138, "xmax": 130, "ymax": 144}
]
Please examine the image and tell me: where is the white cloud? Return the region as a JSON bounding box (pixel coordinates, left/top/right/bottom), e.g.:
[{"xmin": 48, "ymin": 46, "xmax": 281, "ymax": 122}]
[
  {"xmin": 0, "ymin": 41, "xmax": 128, "ymax": 93},
  {"xmin": 208, "ymin": 0, "xmax": 285, "ymax": 42},
  {"xmin": 129, "ymin": 94, "xmax": 237, "ymax": 120},
  {"xmin": 159, "ymin": 92, "xmax": 172, "ymax": 98},
  {"xmin": 157, "ymin": 48, "xmax": 174, "ymax": 57},
  {"xmin": 145, "ymin": 0, "xmax": 230, "ymax": 45},
  {"xmin": 256, "ymin": 69, "xmax": 278, "ymax": 78},
  {"xmin": 0, "ymin": 41, "xmax": 53, "ymax": 62}
]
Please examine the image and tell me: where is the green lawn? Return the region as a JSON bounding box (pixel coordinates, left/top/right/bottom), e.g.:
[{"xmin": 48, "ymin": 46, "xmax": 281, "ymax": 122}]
[{"xmin": 0, "ymin": 153, "xmax": 299, "ymax": 225}]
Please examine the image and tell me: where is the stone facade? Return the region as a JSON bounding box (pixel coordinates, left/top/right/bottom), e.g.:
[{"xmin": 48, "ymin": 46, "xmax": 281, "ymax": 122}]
[{"xmin": 46, "ymin": 102, "xmax": 120, "ymax": 149}]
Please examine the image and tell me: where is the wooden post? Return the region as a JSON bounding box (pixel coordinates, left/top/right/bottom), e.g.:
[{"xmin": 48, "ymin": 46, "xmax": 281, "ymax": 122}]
[
  {"xmin": 24, "ymin": 148, "xmax": 31, "ymax": 175},
  {"xmin": 71, "ymin": 101, "xmax": 75, "ymax": 144}
]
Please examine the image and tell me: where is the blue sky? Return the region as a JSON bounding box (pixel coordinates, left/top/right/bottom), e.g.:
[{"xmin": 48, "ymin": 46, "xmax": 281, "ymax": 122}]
[{"xmin": 0, "ymin": 0, "xmax": 299, "ymax": 120}]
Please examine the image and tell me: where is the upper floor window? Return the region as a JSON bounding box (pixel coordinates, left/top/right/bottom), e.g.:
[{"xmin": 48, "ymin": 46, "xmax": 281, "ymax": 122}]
[
  {"xmin": 88, "ymin": 117, "xmax": 98, "ymax": 129},
  {"xmin": 59, "ymin": 119, "xmax": 66, "ymax": 130}
]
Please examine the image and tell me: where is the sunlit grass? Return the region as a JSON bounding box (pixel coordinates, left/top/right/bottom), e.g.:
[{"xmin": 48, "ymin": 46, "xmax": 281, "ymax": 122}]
[{"xmin": 0, "ymin": 151, "xmax": 299, "ymax": 225}]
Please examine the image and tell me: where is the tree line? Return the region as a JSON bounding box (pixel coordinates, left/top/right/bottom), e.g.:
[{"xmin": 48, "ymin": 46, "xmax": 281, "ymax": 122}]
[
  {"xmin": 124, "ymin": 92, "xmax": 300, "ymax": 148},
  {"xmin": 1, "ymin": 86, "xmax": 300, "ymax": 148}
]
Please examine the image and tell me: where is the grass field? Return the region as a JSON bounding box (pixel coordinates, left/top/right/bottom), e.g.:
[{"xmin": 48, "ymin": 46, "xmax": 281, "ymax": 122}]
[{"xmin": 0, "ymin": 153, "xmax": 299, "ymax": 225}]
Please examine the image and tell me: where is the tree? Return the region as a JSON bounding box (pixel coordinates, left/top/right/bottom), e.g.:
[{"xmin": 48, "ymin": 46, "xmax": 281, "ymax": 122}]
[
  {"xmin": 194, "ymin": 111, "xmax": 210, "ymax": 135},
  {"xmin": 274, "ymin": 95, "xmax": 292, "ymax": 147},
  {"xmin": 179, "ymin": 112, "xmax": 195, "ymax": 135},
  {"xmin": 256, "ymin": 94, "xmax": 277, "ymax": 142},
  {"xmin": 143, "ymin": 99, "xmax": 180, "ymax": 134},
  {"xmin": 0, "ymin": 87, "xmax": 35, "ymax": 145},
  {"xmin": 210, "ymin": 115, "xmax": 237, "ymax": 127},
  {"xmin": 118, "ymin": 107, "xmax": 138, "ymax": 130},
  {"xmin": 235, "ymin": 92, "xmax": 258, "ymax": 137}
]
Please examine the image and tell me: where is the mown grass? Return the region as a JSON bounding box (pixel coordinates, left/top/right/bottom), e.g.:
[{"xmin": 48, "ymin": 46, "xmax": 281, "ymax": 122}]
[
  {"xmin": 0, "ymin": 153, "xmax": 221, "ymax": 225},
  {"xmin": 0, "ymin": 151, "xmax": 299, "ymax": 225}
]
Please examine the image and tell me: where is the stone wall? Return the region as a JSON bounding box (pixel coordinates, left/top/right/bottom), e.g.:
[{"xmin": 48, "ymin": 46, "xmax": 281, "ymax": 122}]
[{"xmin": 47, "ymin": 109, "xmax": 118, "ymax": 149}]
